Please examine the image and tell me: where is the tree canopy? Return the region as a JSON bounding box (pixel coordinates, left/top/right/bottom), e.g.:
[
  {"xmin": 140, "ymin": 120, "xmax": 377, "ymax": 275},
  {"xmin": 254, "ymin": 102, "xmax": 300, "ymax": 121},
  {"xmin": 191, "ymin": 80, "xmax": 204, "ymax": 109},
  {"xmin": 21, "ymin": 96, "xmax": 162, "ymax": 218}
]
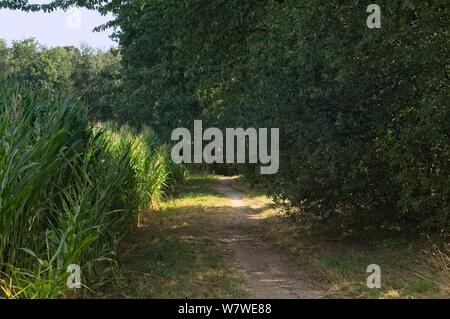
[{"xmin": 2, "ymin": 0, "xmax": 449, "ymax": 228}]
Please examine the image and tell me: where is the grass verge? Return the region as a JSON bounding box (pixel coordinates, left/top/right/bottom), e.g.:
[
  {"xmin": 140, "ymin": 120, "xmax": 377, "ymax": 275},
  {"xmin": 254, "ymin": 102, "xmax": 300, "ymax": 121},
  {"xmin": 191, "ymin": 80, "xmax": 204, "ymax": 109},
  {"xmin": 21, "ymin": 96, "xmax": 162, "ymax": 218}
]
[
  {"xmin": 232, "ymin": 177, "xmax": 449, "ymax": 299},
  {"xmin": 101, "ymin": 174, "xmax": 249, "ymax": 298}
]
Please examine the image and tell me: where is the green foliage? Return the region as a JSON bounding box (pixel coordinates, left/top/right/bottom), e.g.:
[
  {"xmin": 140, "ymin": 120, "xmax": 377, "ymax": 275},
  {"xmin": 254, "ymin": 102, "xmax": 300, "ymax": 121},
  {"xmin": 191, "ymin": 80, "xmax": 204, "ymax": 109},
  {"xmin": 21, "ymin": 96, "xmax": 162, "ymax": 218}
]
[
  {"xmin": 0, "ymin": 80, "xmax": 183, "ymax": 298},
  {"xmin": 108, "ymin": 0, "xmax": 449, "ymax": 229},
  {"xmin": 0, "ymin": 38, "xmax": 121, "ymax": 121},
  {"xmin": 72, "ymin": 46, "xmax": 122, "ymax": 121},
  {"xmin": 3, "ymin": 0, "xmax": 449, "ymax": 229}
]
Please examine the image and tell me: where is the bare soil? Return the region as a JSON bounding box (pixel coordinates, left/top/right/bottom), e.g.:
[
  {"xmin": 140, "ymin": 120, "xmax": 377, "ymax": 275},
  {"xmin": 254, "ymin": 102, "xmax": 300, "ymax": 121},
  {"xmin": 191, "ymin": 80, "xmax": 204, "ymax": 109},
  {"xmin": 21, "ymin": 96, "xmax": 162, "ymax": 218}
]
[{"xmin": 214, "ymin": 176, "xmax": 326, "ymax": 299}]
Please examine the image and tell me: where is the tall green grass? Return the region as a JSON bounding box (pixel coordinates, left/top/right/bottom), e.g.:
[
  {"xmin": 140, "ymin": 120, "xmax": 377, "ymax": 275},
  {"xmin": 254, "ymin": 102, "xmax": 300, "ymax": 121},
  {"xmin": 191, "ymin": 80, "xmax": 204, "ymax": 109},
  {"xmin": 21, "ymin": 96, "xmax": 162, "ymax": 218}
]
[
  {"xmin": 0, "ymin": 81, "xmax": 185, "ymax": 298},
  {"xmin": 98, "ymin": 122, "xmax": 187, "ymax": 203}
]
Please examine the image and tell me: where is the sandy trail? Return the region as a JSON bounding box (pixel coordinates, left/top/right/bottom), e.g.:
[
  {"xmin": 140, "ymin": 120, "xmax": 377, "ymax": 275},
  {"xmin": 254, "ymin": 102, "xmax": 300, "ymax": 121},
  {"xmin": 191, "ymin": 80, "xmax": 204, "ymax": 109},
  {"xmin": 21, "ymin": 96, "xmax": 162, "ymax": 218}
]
[{"xmin": 214, "ymin": 176, "xmax": 325, "ymax": 299}]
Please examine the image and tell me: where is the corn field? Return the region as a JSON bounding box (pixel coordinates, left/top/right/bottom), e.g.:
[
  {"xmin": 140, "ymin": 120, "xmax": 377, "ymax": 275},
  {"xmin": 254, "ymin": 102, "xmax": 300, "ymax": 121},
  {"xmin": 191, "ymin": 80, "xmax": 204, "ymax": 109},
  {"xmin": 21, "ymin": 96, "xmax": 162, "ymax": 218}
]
[{"xmin": 0, "ymin": 81, "xmax": 186, "ymax": 298}]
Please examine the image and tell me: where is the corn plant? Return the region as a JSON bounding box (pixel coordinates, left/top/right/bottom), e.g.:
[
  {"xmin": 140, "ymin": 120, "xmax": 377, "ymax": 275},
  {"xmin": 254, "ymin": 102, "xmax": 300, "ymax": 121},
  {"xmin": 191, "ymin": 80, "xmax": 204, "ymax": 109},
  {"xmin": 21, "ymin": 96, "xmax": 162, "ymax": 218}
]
[{"xmin": 0, "ymin": 81, "xmax": 184, "ymax": 298}]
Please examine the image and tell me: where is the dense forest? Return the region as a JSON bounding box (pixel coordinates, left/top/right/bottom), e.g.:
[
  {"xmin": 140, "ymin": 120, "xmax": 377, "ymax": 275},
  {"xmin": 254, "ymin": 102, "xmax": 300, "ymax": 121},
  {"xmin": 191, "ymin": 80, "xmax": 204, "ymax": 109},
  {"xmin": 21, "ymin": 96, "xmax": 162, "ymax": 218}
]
[{"xmin": 0, "ymin": 0, "xmax": 449, "ymax": 298}]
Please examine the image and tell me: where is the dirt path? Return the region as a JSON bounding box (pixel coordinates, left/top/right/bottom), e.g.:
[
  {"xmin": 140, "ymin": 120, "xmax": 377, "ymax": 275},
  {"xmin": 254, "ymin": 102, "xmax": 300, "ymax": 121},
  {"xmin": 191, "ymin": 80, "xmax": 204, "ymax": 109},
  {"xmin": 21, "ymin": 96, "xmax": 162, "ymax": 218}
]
[{"xmin": 214, "ymin": 176, "xmax": 325, "ymax": 299}]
